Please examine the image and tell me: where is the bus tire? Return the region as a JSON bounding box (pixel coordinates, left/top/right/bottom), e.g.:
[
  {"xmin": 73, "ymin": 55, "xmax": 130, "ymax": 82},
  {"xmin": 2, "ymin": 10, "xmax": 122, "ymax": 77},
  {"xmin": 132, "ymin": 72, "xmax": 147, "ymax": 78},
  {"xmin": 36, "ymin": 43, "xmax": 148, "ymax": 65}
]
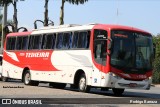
[
  {"xmin": 49, "ymin": 82, "xmax": 66, "ymax": 89},
  {"xmin": 23, "ymin": 71, "xmax": 32, "ymax": 85},
  {"xmin": 78, "ymin": 74, "xmax": 90, "ymax": 92},
  {"xmin": 1, "ymin": 76, "xmax": 8, "ymax": 82},
  {"xmin": 23, "ymin": 70, "xmax": 39, "ymax": 86},
  {"xmin": 112, "ymin": 88, "xmax": 124, "ymax": 96}
]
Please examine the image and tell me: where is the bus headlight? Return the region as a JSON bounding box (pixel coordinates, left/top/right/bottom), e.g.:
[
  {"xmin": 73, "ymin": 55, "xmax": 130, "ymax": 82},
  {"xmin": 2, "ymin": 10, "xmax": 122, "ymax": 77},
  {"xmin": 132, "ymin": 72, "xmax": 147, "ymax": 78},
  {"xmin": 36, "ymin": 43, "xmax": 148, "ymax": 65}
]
[
  {"xmin": 149, "ymin": 76, "xmax": 152, "ymax": 80},
  {"xmin": 144, "ymin": 77, "xmax": 152, "ymax": 82},
  {"xmin": 109, "ymin": 72, "xmax": 121, "ymax": 79}
]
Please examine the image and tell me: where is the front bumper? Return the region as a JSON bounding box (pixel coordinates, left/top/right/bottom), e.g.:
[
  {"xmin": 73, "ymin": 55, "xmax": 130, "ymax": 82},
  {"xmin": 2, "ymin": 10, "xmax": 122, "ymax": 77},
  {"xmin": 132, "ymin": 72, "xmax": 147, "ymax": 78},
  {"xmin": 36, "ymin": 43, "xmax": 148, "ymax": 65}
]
[
  {"xmin": 103, "ymin": 72, "xmax": 152, "ymax": 90},
  {"xmin": 114, "ymin": 78, "xmax": 151, "ymax": 90}
]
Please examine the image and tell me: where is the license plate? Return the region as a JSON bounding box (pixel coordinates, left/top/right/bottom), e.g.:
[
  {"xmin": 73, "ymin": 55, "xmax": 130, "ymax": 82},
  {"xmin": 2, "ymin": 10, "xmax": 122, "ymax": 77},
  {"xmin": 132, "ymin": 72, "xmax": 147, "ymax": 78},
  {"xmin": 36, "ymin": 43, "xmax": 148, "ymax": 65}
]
[{"xmin": 129, "ymin": 83, "xmax": 137, "ymax": 87}]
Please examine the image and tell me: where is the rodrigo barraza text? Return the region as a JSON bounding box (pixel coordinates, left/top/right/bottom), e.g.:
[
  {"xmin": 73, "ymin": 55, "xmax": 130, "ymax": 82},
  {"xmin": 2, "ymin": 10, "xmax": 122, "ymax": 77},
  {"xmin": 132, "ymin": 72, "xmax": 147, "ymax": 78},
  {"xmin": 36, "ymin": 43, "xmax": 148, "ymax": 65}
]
[{"xmin": 130, "ymin": 100, "xmax": 157, "ymax": 104}]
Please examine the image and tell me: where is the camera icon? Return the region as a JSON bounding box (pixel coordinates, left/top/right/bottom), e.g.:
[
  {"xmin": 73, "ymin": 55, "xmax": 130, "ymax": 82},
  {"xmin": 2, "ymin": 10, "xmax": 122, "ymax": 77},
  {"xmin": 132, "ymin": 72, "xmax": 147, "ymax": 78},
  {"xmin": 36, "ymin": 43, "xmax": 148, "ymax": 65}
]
[{"xmin": 2, "ymin": 99, "xmax": 11, "ymax": 104}]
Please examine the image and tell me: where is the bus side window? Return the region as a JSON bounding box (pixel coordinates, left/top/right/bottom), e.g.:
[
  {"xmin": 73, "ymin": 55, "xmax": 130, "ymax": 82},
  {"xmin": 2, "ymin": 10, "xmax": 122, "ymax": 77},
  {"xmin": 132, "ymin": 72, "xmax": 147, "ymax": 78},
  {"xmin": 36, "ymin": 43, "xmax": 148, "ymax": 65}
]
[
  {"xmin": 87, "ymin": 31, "xmax": 91, "ymax": 48},
  {"xmin": 33, "ymin": 35, "xmax": 43, "ymax": 49},
  {"xmin": 28, "ymin": 36, "xmax": 34, "ymax": 50},
  {"xmin": 72, "ymin": 31, "xmax": 90, "ymax": 49},
  {"xmin": 51, "ymin": 34, "xmax": 56, "ymax": 49},
  {"xmin": 11, "ymin": 38, "xmax": 16, "ymax": 50},
  {"xmin": 22, "ymin": 36, "xmax": 29, "ymax": 50},
  {"xmin": 6, "ymin": 37, "xmax": 16, "ymax": 50},
  {"xmin": 6, "ymin": 37, "xmax": 11, "ymax": 50},
  {"xmin": 68, "ymin": 32, "xmax": 72, "ymax": 48},
  {"xmin": 63, "ymin": 32, "xmax": 72, "ymax": 49},
  {"xmin": 78, "ymin": 31, "xmax": 88, "ymax": 48},
  {"xmin": 16, "ymin": 36, "xmax": 23, "ymax": 50},
  {"xmin": 42, "ymin": 33, "xmax": 56, "ymax": 49},
  {"xmin": 72, "ymin": 32, "xmax": 79, "ymax": 48},
  {"xmin": 56, "ymin": 33, "xmax": 63, "ymax": 49},
  {"xmin": 41, "ymin": 34, "xmax": 47, "ymax": 49}
]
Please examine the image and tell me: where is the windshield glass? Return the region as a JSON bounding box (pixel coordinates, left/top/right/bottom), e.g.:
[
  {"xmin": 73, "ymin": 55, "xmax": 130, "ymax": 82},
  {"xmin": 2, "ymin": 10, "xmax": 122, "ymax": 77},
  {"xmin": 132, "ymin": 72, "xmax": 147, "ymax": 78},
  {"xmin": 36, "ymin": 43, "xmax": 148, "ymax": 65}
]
[{"xmin": 111, "ymin": 30, "xmax": 153, "ymax": 74}]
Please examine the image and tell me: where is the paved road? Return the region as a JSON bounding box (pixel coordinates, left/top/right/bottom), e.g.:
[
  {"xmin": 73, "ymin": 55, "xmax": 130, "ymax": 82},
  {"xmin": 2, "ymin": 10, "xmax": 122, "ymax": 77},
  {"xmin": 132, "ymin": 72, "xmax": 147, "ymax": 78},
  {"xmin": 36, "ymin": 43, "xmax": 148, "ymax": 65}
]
[{"xmin": 0, "ymin": 80, "xmax": 160, "ymax": 106}]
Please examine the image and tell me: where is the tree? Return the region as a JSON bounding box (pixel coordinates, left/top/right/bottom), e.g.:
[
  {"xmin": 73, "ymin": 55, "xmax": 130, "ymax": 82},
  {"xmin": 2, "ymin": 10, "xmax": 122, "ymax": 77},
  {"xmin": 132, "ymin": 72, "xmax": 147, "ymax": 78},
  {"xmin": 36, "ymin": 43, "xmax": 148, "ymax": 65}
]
[
  {"xmin": 0, "ymin": 0, "xmax": 26, "ymax": 32},
  {"xmin": 0, "ymin": 0, "xmax": 12, "ymax": 49},
  {"xmin": 59, "ymin": 0, "xmax": 88, "ymax": 25},
  {"xmin": 34, "ymin": 0, "xmax": 54, "ymax": 29},
  {"xmin": 0, "ymin": 0, "xmax": 26, "ymax": 50},
  {"xmin": 44, "ymin": 0, "xmax": 49, "ymax": 26},
  {"xmin": 12, "ymin": 0, "xmax": 18, "ymax": 32},
  {"xmin": 0, "ymin": 13, "xmax": 13, "ymax": 48},
  {"xmin": 0, "ymin": 0, "xmax": 12, "ymax": 32},
  {"xmin": 0, "ymin": 1, "xmax": 12, "ymax": 26},
  {"xmin": 153, "ymin": 34, "xmax": 160, "ymax": 57},
  {"xmin": 0, "ymin": 0, "xmax": 12, "ymax": 5},
  {"xmin": 153, "ymin": 35, "xmax": 160, "ymax": 83}
]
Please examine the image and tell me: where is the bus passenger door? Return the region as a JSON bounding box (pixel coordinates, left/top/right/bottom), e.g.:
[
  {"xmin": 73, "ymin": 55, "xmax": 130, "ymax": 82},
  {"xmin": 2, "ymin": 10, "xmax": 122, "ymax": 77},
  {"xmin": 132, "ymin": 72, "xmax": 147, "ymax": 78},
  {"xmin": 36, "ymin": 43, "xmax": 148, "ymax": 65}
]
[{"xmin": 92, "ymin": 29, "xmax": 108, "ymax": 86}]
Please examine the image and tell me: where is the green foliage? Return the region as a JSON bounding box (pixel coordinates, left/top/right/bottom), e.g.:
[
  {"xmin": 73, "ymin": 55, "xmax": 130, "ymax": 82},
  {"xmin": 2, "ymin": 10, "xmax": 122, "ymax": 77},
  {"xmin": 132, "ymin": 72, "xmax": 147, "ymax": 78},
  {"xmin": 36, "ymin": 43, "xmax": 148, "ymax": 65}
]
[
  {"xmin": 153, "ymin": 59, "xmax": 160, "ymax": 83},
  {"xmin": 152, "ymin": 35, "xmax": 160, "ymax": 84},
  {"xmin": 153, "ymin": 34, "xmax": 160, "ymax": 57},
  {"xmin": 60, "ymin": 0, "xmax": 88, "ymax": 25},
  {"xmin": 0, "ymin": 0, "xmax": 12, "ymax": 6}
]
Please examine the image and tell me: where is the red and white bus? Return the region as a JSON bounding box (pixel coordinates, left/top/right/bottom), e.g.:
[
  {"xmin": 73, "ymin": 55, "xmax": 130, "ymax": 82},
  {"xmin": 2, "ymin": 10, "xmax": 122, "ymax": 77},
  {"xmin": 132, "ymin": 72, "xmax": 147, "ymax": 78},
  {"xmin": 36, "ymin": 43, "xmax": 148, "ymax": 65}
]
[{"xmin": 1, "ymin": 24, "xmax": 154, "ymax": 95}]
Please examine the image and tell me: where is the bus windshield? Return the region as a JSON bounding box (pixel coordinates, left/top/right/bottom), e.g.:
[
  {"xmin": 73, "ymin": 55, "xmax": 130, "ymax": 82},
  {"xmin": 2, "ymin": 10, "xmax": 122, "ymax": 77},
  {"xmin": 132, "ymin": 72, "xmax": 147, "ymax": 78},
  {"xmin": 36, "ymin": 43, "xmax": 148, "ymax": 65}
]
[{"xmin": 111, "ymin": 30, "xmax": 153, "ymax": 74}]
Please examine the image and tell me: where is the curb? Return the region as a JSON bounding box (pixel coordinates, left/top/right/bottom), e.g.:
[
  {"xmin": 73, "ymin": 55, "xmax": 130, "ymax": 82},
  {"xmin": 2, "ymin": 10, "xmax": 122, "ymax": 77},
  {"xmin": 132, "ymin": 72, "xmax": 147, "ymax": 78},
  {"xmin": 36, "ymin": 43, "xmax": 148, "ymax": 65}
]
[{"xmin": 151, "ymin": 84, "xmax": 160, "ymax": 87}]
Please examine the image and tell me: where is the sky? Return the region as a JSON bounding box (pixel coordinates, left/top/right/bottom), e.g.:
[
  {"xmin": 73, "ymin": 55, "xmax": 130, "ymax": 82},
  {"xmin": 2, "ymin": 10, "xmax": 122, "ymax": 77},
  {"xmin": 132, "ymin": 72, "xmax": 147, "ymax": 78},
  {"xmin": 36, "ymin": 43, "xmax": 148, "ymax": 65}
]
[{"xmin": 2, "ymin": 0, "xmax": 160, "ymax": 35}]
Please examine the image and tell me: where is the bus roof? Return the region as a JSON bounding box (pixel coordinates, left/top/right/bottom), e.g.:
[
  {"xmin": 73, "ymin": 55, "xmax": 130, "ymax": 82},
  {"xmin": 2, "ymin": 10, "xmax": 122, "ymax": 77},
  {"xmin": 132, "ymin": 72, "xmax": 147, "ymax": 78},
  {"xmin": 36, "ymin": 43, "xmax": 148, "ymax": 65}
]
[
  {"xmin": 6, "ymin": 24, "xmax": 151, "ymax": 37},
  {"xmin": 97, "ymin": 24, "xmax": 151, "ymax": 35},
  {"xmin": 31, "ymin": 24, "xmax": 95, "ymax": 35},
  {"xmin": 7, "ymin": 31, "xmax": 31, "ymax": 37}
]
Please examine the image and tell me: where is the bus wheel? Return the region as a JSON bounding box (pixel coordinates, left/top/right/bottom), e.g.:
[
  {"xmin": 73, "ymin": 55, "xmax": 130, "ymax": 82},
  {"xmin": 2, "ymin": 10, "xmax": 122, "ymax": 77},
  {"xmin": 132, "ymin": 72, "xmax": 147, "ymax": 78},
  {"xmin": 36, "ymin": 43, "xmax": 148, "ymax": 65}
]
[
  {"xmin": 1, "ymin": 76, "xmax": 8, "ymax": 82},
  {"xmin": 24, "ymin": 71, "xmax": 32, "ymax": 85},
  {"xmin": 23, "ymin": 71, "xmax": 39, "ymax": 86},
  {"xmin": 112, "ymin": 88, "xmax": 124, "ymax": 96},
  {"xmin": 78, "ymin": 74, "xmax": 90, "ymax": 92},
  {"xmin": 49, "ymin": 82, "xmax": 66, "ymax": 89}
]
